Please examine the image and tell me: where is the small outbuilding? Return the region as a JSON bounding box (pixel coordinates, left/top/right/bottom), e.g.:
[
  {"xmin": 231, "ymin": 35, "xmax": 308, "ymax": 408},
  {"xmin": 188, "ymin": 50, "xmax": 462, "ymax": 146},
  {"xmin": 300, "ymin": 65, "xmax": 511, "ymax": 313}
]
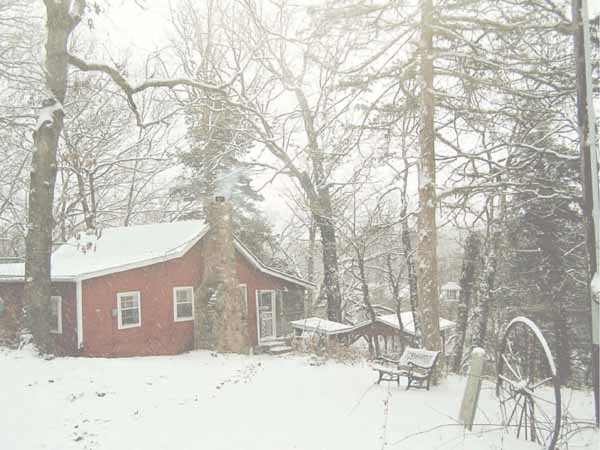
[
  {"xmin": 291, "ymin": 312, "xmax": 456, "ymax": 356},
  {"xmin": 350, "ymin": 312, "xmax": 456, "ymax": 355},
  {"xmin": 440, "ymin": 281, "xmax": 461, "ymax": 302}
]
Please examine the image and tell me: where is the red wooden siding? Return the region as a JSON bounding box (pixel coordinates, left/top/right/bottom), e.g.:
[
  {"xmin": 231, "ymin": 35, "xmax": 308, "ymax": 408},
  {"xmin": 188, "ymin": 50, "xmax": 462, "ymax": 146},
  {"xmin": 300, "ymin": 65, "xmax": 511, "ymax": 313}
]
[
  {"xmin": 0, "ymin": 239, "xmax": 305, "ymax": 357},
  {"xmin": 235, "ymin": 254, "xmax": 300, "ymax": 346},
  {"xmin": 79, "ymin": 239, "xmax": 302, "ymax": 357},
  {"xmin": 80, "ymin": 238, "xmax": 205, "ymax": 357}
]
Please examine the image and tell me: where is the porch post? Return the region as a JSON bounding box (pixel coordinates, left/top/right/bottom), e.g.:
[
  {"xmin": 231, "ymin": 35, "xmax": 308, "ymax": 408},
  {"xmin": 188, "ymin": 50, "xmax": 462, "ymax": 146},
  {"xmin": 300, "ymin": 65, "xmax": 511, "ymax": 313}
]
[{"xmin": 76, "ymin": 279, "xmax": 83, "ymax": 350}]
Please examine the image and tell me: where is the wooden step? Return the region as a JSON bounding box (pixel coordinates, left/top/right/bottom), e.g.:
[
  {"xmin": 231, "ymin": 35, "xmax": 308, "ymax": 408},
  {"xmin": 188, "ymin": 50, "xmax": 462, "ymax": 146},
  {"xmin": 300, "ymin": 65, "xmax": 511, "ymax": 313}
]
[
  {"xmin": 260, "ymin": 339, "xmax": 288, "ymax": 349},
  {"xmin": 267, "ymin": 345, "xmax": 293, "ymax": 355}
]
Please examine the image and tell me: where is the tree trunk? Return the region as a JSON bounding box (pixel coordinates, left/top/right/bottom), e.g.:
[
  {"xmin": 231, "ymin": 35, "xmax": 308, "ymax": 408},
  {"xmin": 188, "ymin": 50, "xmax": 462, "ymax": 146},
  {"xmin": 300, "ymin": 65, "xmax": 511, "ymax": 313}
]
[
  {"xmin": 553, "ymin": 308, "xmax": 572, "ymax": 384},
  {"xmin": 24, "ymin": 0, "xmax": 81, "ymax": 353},
  {"xmin": 385, "ymin": 253, "xmax": 407, "ymax": 351},
  {"xmin": 295, "ymin": 87, "xmax": 343, "ymax": 323},
  {"xmin": 401, "ymin": 206, "xmax": 419, "ymax": 338},
  {"xmin": 473, "ymin": 231, "xmax": 498, "ymax": 348},
  {"xmin": 415, "ymin": 0, "xmax": 441, "ymax": 358},
  {"xmin": 452, "ymin": 232, "xmax": 481, "ymax": 373},
  {"xmin": 316, "ymin": 203, "xmax": 343, "ymax": 322},
  {"xmin": 74, "ymin": 163, "xmax": 94, "ymax": 230},
  {"xmin": 357, "ymin": 247, "xmax": 379, "ymax": 355},
  {"xmin": 572, "ymin": 0, "xmax": 599, "ymax": 426},
  {"xmin": 305, "ymin": 220, "xmax": 316, "ymax": 317},
  {"xmin": 400, "ymin": 142, "xmax": 419, "ymax": 340}
]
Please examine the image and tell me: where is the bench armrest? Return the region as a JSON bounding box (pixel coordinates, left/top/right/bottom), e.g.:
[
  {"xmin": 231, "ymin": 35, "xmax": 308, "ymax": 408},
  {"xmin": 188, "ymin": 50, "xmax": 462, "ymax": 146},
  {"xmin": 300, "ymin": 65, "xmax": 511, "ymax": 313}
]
[{"xmin": 376, "ymin": 356, "xmax": 400, "ymax": 365}]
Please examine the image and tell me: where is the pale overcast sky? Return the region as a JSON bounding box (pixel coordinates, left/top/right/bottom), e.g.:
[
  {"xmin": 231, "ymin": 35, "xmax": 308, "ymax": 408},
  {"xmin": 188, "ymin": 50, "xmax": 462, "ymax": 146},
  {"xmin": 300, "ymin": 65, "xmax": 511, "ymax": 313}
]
[{"xmin": 84, "ymin": 0, "xmax": 600, "ymax": 229}]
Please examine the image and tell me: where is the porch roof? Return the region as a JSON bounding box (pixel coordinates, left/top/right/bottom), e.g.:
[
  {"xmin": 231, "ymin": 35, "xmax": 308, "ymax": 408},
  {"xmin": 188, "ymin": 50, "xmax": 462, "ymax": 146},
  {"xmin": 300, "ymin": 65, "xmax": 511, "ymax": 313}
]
[
  {"xmin": 373, "ymin": 312, "xmax": 456, "ymax": 336},
  {"xmin": 291, "ymin": 312, "xmax": 456, "ymax": 338},
  {"xmin": 290, "ymin": 317, "xmax": 355, "ymax": 336}
]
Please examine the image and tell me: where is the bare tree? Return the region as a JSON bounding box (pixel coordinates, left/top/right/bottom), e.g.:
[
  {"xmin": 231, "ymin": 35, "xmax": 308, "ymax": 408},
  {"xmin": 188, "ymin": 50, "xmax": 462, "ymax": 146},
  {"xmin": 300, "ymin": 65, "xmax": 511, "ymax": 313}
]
[
  {"xmin": 23, "ymin": 0, "xmax": 227, "ymax": 352},
  {"xmin": 415, "ymin": 0, "xmax": 441, "ymax": 358},
  {"xmin": 452, "ymin": 231, "xmax": 481, "ymax": 373},
  {"xmin": 24, "ymin": 0, "xmax": 85, "ymax": 352}
]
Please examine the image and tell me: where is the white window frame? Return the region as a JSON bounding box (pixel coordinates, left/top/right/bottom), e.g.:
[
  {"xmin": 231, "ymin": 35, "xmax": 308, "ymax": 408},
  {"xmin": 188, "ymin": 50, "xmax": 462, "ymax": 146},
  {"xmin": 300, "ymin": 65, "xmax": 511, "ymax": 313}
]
[
  {"xmin": 50, "ymin": 296, "xmax": 62, "ymax": 334},
  {"xmin": 117, "ymin": 291, "xmax": 141, "ymax": 330},
  {"xmin": 173, "ymin": 286, "xmax": 195, "ymax": 322}
]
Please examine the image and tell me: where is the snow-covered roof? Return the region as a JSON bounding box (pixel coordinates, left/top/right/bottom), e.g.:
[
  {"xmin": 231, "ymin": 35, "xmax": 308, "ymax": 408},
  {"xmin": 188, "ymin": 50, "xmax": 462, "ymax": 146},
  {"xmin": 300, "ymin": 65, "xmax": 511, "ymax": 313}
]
[
  {"xmin": 0, "ymin": 221, "xmax": 208, "ymax": 282},
  {"xmin": 0, "ymin": 263, "xmax": 26, "ymax": 281},
  {"xmin": 375, "ymin": 312, "xmax": 456, "ymax": 336},
  {"xmin": 0, "ymin": 221, "xmax": 314, "ymax": 288},
  {"xmin": 349, "ymin": 312, "xmax": 456, "ymax": 337},
  {"xmin": 292, "ymin": 312, "xmax": 456, "ymax": 338},
  {"xmin": 290, "ymin": 317, "xmax": 354, "ymax": 336},
  {"xmin": 233, "ymin": 239, "xmax": 315, "ymax": 289},
  {"xmin": 441, "ymin": 281, "xmax": 461, "ymax": 291}
]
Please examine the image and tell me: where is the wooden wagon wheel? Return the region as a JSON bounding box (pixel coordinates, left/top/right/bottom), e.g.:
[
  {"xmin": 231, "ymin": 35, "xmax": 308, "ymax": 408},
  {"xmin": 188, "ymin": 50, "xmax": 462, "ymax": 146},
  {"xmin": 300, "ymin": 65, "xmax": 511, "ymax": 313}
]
[{"xmin": 496, "ymin": 316, "xmax": 561, "ymax": 450}]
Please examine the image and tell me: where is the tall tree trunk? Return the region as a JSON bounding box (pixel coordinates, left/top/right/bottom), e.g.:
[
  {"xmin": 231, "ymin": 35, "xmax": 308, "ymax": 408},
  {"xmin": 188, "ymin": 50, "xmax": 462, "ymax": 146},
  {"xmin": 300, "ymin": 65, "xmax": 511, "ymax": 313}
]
[
  {"xmin": 401, "ymin": 201, "xmax": 419, "ymax": 338},
  {"xmin": 57, "ymin": 170, "xmax": 69, "ymax": 242},
  {"xmin": 75, "ymin": 166, "xmax": 94, "ymax": 229},
  {"xmin": 305, "ymin": 220, "xmax": 316, "ymax": 317},
  {"xmin": 452, "ymin": 232, "xmax": 481, "ymax": 373},
  {"xmin": 553, "ymin": 307, "xmax": 572, "ymax": 384},
  {"xmin": 416, "ymin": 0, "xmax": 441, "ymax": 358},
  {"xmin": 400, "ymin": 144, "xmax": 419, "ymax": 340},
  {"xmin": 295, "ymin": 88, "xmax": 343, "ymax": 323},
  {"xmin": 24, "ymin": 0, "xmax": 82, "ymax": 353},
  {"xmin": 385, "ymin": 253, "xmax": 407, "ymax": 351},
  {"xmin": 472, "ymin": 230, "xmax": 499, "ymax": 348},
  {"xmin": 316, "ymin": 202, "xmax": 343, "ymax": 322},
  {"xmin": 572, "ymin": 0, "xmax": 599, "ymax": 426},
  {"xmin": 64, "ymin": 131, "xmax": 95, "ymax": 230},
  {"xmin": 357, "ymin": 247, "xmax": 379, "ymax": 356}
]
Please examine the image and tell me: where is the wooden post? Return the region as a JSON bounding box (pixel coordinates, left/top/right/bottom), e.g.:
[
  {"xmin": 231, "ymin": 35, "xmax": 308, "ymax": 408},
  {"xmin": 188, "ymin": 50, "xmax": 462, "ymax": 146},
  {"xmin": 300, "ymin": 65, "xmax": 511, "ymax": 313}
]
[{"xmin": 459, "ymin": 348, "xmax": 486, "ymax": 431}]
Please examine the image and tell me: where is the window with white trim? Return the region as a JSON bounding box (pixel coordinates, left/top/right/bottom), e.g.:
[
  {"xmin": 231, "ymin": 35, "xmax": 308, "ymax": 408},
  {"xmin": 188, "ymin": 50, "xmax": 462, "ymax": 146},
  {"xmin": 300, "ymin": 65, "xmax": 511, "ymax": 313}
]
[
  {"xmin": 173, "ymin": 287, "xmax": 194, "ymax": 321},
  {"xmin": 117, "ymin": 291, "xmax": 141, "ymax": 329},
  {"xmin": 50, "ymin": 296, "xmax": 62, "ymax": 334}
]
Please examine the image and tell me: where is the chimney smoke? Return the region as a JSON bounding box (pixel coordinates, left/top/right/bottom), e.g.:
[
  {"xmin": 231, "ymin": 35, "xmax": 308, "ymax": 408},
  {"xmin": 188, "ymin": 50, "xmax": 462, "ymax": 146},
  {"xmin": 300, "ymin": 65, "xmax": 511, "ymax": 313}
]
[{"xmin": 213, "ymin": 167, "xmax": 243, "ymax": 201}]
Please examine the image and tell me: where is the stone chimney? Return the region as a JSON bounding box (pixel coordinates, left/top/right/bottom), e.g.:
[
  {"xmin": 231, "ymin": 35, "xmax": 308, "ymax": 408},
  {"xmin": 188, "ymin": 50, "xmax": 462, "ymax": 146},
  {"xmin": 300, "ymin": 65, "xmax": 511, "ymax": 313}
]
[{"xmin": 194, "ymin": 195, "xmax": 249, "ymax": 353}]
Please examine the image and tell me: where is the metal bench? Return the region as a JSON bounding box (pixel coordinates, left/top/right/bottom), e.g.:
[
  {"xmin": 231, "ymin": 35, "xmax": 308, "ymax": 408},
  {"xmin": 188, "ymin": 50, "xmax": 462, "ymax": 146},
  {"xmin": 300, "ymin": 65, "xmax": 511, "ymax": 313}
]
[{"xmin": 372, "ymin": 347, "xmax": 440, "ymax": 390}]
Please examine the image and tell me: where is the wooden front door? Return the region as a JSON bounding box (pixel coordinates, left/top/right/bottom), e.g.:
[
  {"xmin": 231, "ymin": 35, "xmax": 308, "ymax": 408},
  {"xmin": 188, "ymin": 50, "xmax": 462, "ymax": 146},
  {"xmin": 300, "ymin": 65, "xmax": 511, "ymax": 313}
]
[{"xmin": 256, "ymin": 290, "xmax": 276, "ymax": 342}]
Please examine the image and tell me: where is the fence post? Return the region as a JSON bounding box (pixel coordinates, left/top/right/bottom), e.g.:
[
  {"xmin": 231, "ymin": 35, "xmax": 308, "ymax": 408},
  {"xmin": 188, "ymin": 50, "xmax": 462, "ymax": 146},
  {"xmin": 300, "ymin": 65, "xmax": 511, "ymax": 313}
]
[{"xmin": 459, "ymin": 347, "xmax": 486, "ymax": 431}]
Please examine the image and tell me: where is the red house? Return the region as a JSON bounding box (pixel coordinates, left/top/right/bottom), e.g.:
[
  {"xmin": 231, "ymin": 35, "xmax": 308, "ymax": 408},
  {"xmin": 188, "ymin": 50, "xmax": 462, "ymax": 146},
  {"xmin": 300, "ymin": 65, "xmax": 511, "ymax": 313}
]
[{"xmin": 0, "ymin": 220, "xmax": 313, "ymax": 357}]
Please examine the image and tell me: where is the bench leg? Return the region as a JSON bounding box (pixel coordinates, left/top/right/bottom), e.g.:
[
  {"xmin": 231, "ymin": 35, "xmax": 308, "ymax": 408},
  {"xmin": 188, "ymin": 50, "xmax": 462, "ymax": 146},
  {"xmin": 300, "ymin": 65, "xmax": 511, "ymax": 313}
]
[{"xmin": 377, "ymin": 371, "xmax": 383, "ymax": 384}]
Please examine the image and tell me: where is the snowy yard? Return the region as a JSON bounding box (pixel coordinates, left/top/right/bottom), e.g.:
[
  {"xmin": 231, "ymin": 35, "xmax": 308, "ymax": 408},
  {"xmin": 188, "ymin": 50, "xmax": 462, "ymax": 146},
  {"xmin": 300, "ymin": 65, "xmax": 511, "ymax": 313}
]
[{"xmin": 1, "ymin": 348, "xmax": 597, "ymax": 450}]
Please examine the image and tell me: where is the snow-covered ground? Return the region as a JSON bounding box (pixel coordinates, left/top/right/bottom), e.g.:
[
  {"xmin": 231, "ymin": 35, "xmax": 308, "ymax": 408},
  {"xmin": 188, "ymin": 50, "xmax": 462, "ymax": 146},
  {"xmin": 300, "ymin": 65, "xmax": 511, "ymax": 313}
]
[{"xmin": 0, "ymin": 347, "xmax": 597, "ymax": 450}]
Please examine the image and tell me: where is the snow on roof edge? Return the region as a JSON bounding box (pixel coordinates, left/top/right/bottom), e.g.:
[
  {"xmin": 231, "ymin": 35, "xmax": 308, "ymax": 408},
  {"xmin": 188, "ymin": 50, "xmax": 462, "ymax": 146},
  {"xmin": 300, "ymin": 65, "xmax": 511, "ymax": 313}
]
[
  {"xmin": 0, "ymin": 222, "xmax": 314, "ymax": 289},
  {"xmin": 351, "ymin": 312, "xmax": 456, "ymax": 337},
  {"xmin": 75, "ymin": 225, "xmax": 209, "ymax": 280},
  {"xmin": 233, "ymin": 238, "xmax": 315, "ymax": 289}
]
